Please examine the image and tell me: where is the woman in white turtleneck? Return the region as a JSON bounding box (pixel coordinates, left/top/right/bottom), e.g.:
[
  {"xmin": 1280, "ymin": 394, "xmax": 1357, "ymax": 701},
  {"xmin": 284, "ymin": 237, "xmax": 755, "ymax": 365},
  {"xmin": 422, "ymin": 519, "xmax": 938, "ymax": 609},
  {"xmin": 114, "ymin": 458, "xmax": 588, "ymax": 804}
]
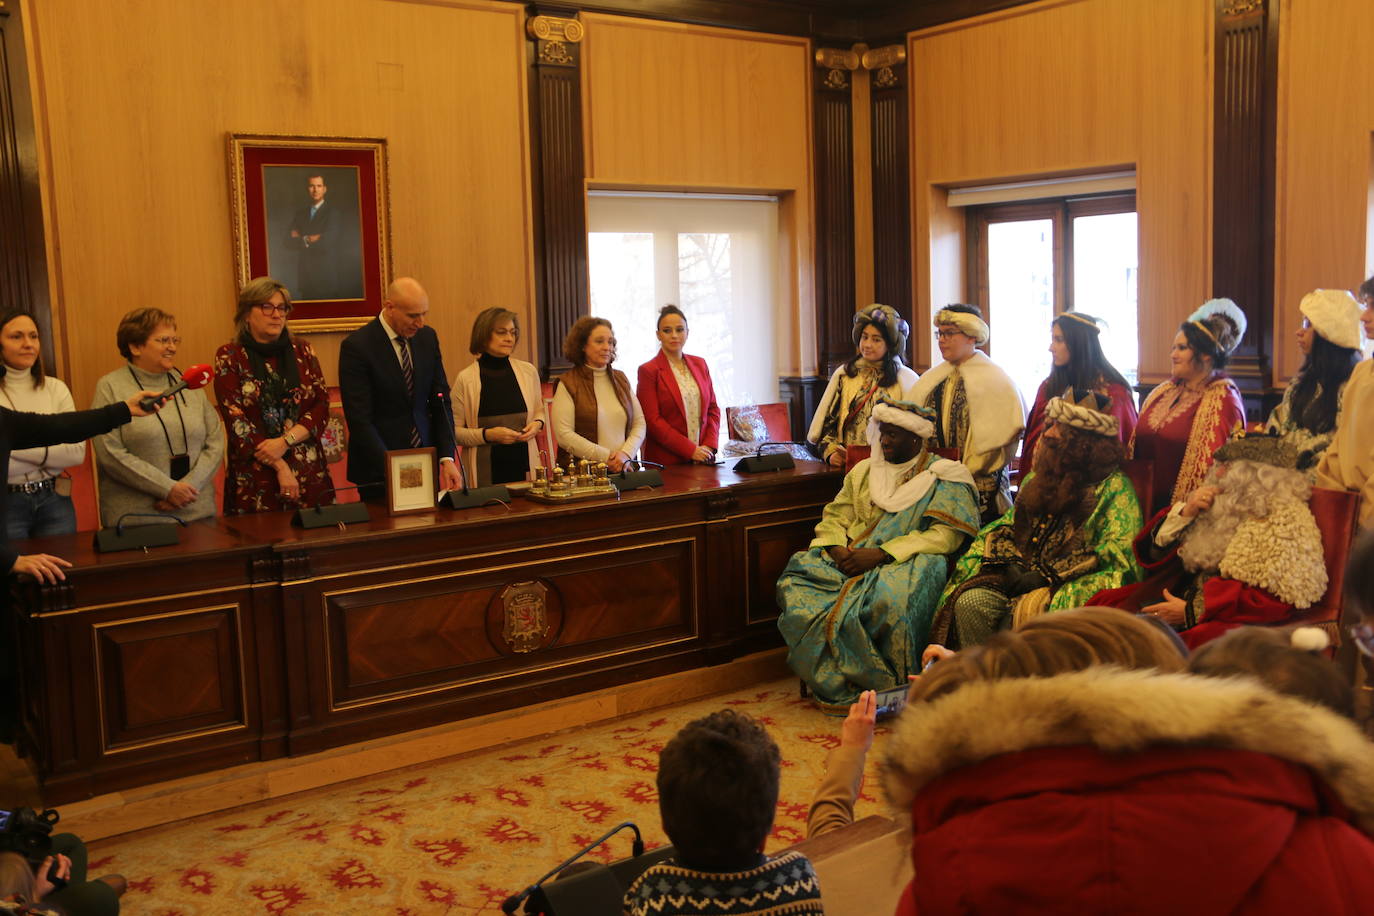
[
  {"xmin": 0, "ymin": 311, "xmax": 84, "ymax": 539},
  {"xmin": 551, "ymin": 316, "xmax": 645, "ymax": 471}
]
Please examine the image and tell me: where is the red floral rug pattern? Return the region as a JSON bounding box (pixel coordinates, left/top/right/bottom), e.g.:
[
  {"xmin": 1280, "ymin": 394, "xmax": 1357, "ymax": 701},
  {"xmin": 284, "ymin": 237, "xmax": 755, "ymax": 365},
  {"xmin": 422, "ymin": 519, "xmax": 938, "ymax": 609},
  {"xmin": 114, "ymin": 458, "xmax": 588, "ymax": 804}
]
[{"xmin": 89, "ymin": 680, "xmax": 889, "ymax": 914}]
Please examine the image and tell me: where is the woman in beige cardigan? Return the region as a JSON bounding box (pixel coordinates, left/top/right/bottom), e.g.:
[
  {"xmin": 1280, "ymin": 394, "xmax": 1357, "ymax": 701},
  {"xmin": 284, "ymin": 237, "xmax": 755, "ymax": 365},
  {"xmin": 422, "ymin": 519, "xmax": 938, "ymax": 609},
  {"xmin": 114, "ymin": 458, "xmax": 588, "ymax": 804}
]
[{"xmin": 452, "ymin": 308, "xmax": 546, "ymax": 486}]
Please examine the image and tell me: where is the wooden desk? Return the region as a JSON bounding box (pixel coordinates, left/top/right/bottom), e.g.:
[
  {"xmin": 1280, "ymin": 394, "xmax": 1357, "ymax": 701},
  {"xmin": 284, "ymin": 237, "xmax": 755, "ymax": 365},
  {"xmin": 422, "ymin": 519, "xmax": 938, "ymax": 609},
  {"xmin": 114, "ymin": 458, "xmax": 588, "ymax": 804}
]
[{"xmin": 9, "ymin": 462, "xmax": 840, "ymax": 803}]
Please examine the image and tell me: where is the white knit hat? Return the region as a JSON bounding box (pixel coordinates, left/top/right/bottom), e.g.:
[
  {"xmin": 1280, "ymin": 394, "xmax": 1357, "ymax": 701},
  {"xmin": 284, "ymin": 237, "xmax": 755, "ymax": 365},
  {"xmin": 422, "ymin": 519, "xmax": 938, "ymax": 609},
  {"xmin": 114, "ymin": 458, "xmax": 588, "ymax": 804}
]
[{"xmin": 1299, "ymin": 289, "xmax": 1362, "ymax": 350}]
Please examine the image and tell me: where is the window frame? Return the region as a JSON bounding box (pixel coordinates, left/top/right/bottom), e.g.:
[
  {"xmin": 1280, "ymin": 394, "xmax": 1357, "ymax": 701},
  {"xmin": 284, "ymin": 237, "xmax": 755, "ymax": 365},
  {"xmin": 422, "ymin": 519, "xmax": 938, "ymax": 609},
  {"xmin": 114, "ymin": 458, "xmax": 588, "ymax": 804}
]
[{"xmin": 967, "ymin": 191, "xmax": 1137, "ymax": 346}]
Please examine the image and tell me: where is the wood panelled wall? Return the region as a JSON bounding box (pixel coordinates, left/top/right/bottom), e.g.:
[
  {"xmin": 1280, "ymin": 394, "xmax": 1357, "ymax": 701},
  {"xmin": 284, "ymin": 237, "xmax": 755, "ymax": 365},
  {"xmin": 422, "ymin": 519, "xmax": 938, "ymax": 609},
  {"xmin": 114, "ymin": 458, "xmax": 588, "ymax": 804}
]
[
  {"xmin": 21, "ymin": 0, "xmax": 535, "ymax": 404},
  {"xmin": 906, "ymin": 0, "xmax": 1212, "ymax": 379},
  {"xmin": 1275, "ymin": 0, "xmax": 1374, "ymax": 382},
  {"xmin": 580, "ymin": 15, "xmax": 817, "ymax": 376}
]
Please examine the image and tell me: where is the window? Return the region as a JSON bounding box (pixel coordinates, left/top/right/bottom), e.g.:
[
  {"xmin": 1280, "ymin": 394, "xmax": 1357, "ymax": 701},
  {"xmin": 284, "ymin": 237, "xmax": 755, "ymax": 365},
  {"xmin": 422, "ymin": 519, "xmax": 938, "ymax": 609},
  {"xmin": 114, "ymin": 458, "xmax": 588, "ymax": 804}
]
[
  {"xmin": 587, "ymin": 193, "xmax": 779, "ymax": 447},
  {"xmin": 968, "ymin": 194, "xmax": 1139, "ymax": 392}
]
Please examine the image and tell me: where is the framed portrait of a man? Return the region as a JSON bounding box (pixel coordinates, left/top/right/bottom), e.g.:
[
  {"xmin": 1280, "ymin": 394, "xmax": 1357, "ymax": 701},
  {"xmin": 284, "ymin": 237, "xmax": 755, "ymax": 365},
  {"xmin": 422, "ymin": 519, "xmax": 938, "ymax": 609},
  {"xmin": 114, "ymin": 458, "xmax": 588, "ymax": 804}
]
[{"xmin": 228, "ymin": 134, "xmax": 392, "ymax": 332}]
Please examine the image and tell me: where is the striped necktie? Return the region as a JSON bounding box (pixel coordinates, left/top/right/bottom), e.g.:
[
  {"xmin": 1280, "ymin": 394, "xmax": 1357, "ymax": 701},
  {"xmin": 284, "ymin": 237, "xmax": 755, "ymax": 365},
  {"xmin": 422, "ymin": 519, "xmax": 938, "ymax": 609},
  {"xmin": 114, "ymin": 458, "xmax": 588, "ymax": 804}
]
[{"xmin": 397, "ymin": 336, "xmax": 422, "ymax": 447}]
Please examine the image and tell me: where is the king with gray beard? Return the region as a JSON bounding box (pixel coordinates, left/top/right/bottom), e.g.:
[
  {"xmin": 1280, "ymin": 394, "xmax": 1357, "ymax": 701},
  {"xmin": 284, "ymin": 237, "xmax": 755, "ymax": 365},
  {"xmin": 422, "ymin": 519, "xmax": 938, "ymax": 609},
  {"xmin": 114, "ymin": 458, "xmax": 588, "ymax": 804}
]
[{"xmin": 1090, "ymin": 434, "xmax": 1328, "ymax": 649}]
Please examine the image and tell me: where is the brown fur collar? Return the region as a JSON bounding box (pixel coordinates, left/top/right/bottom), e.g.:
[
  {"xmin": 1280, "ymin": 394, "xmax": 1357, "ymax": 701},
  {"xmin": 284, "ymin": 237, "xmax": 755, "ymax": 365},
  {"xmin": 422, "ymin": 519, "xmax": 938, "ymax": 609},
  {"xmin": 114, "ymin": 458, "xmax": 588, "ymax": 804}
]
[{"xmin": 881, "ymin": 666, "xmax": 1374, "ymax": 833}]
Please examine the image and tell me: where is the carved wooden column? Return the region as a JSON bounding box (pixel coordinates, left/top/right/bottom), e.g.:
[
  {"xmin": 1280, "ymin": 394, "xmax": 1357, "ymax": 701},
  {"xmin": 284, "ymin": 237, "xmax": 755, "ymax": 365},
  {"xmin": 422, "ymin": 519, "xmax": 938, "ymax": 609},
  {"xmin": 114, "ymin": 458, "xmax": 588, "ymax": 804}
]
[
  {"xmin": 527, "ymin": 10, "xmax": 588, "ymax": 377},
  {"xmin": 863, "ymin": 43, "xmax": 910, "ymax": 348},
  {"xmin": 813, "ymin": 47, "xmax": 859, "ymax": 375},
  {"xmin": 0, "ymin": 0, "xmax": 53, "ymax": 368},
  {"xmin": 1213, "ymin": 0, "xmax": 1278, "ymax": 417}
]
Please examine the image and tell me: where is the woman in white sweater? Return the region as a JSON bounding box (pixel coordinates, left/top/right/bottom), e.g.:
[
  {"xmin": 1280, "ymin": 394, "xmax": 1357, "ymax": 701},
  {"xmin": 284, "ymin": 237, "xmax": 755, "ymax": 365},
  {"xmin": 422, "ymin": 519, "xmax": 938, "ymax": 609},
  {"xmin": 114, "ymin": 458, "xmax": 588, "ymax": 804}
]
[
  {"xmin": 551, "ymin": 317, "xmax": 645, "ymax": 470},
  {"xmin": 0, "ymin": 311, "xmax": 85, "ymax": 538}
]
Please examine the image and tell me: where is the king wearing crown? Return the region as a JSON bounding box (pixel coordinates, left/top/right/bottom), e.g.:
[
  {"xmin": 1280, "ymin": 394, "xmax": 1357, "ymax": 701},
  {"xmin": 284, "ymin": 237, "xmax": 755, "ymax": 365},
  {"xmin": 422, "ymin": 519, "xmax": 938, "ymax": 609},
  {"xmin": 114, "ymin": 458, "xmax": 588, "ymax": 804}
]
[
  {"xmin": 1090, "ymin": 431, "xmax": 1329, "ymax": 649},
  {"xmin": 778, "ymin": 396, "xmax": 981, "ymax": 710},
  {"xmin": 930, "ymin": 388, "xmax": 1144, "ymax": 648}
]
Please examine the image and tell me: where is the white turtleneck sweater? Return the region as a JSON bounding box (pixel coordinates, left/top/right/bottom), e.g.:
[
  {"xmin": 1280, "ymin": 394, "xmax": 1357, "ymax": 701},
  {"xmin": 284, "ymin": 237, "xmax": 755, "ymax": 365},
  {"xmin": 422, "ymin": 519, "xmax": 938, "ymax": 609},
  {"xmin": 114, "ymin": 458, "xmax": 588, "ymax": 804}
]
[
  {"xmin": 551, "ymin": 366, "xmax": 647, "ymax": 462},
  {"xmin": 0, "ymin": 364, "xmax": 85, "ymax": 485}
]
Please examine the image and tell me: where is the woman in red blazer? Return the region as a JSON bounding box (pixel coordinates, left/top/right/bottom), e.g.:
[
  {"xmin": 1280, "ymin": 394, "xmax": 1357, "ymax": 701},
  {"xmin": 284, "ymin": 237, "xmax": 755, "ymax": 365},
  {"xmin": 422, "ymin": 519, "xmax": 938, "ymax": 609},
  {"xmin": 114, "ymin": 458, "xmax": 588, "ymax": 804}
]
[{"xmin": 637, "ymin": 305, "xmax": 721, "ymax": 465}]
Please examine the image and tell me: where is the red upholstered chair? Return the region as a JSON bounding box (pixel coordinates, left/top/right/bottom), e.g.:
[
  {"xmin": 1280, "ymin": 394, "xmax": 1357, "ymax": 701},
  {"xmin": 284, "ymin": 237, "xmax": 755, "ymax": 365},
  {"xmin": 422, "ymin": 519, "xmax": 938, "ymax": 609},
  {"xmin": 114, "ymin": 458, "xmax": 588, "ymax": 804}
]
[
  {"xmin": 1288, "ymin": 487, "xmax": 1362, "ymax": 648},
  {"xmin": 725, "ymin": 403, "xmax": 793, "ymax": 444},
  {"xmin": 844, "ymin": 445, "xmax": 871, "ymax": 472},
  {"xmin": 1123, "ymin": 458, "xmax": 1154, "ymax": 517}
]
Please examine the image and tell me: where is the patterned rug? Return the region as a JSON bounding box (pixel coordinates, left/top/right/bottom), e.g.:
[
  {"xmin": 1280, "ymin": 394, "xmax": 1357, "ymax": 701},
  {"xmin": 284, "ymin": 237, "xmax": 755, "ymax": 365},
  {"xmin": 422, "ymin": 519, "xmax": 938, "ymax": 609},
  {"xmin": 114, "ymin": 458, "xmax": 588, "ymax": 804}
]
[{"xmin": 89, "ymin": 679, "xmax": 891, "ymax": 914}]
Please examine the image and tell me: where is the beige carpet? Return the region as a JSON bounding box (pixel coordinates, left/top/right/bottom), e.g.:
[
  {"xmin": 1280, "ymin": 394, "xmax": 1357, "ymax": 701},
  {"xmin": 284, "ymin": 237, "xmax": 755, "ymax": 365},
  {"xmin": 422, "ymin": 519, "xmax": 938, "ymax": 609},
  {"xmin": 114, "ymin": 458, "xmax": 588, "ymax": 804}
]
[{"xmin": 89, "ymin": 679, "xmax": 892, "ymax": 914}]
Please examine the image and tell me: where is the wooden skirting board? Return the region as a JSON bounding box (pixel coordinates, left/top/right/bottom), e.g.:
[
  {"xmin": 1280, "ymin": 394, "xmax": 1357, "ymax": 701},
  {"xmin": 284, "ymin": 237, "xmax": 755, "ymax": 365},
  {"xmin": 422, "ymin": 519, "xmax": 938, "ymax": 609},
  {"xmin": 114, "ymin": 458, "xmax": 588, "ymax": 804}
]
[{"xmin": 2, "ymin": 649, "xmax": 789, "ymax": 843}]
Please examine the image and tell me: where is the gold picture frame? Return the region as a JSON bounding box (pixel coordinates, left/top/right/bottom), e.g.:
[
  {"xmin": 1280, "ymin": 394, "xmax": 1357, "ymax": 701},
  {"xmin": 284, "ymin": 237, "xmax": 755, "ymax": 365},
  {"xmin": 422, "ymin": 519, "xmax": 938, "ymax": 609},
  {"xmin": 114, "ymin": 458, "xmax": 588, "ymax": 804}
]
[
  {"xmin": 227, "ymin": 133, "xmax": 392, "ymax": 333},
  {"xmin": 385, "ymin": 447, "xmax": 437, "ymax": 517}
]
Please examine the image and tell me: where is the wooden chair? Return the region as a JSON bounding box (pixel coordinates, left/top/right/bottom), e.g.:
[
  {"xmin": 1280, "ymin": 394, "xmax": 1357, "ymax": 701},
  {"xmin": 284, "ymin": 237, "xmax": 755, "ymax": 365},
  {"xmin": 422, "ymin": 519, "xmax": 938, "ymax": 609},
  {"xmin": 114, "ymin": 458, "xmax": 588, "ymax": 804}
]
[{"xmin": 1288, "ymin": 487, "xmax": 1362, "ymax": 650}]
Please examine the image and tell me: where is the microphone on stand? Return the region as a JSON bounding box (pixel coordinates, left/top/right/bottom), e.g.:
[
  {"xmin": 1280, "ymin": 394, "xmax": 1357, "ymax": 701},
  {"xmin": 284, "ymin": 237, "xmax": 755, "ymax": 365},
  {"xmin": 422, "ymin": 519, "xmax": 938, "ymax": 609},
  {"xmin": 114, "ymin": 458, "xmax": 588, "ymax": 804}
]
[
  {"xmin": 94, "ymin": 512, "xmax": 188, "ymax": 552},
  {"xmin": 734, "ymin": 441, "xmax": 803, "ymax": 473},
  {"xmin": 502, "ymin": 821, "xmax": 659, "ymax": 915},
  {"xmin": 293, "ymin": 484, "xmax": 373, "ymax": 529},
  {"xmin": 441, "ymin": 430, "xmax": 512, "ymax": 510},
  {"xmin": 138, "ymin": 364, "xmax": 212, "ymax": 412},
  {"xmin": 615, "ymin": 458, "xmax": 663, "ymax": 490}
]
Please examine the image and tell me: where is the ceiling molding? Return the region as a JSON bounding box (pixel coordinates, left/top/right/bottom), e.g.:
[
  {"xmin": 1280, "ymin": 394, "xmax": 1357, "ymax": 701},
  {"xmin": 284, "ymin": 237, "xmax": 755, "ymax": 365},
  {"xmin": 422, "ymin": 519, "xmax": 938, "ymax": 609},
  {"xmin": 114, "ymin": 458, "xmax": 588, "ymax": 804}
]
[{"xmin": 528, "ymin": 0, "xmax": 1040, "ymax": 41}]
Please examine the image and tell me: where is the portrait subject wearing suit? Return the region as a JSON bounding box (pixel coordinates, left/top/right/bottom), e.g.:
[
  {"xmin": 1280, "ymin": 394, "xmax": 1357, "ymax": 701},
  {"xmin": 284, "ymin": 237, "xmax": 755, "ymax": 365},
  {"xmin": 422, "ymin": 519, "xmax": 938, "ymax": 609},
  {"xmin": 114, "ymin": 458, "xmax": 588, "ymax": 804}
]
[
  {"xmin": 283, "ymin": 174, "xmax": 344, "ymax": 301},
  {"xmin": 338, "ymin": 277, "xmax": 460, "ymax": 497}
]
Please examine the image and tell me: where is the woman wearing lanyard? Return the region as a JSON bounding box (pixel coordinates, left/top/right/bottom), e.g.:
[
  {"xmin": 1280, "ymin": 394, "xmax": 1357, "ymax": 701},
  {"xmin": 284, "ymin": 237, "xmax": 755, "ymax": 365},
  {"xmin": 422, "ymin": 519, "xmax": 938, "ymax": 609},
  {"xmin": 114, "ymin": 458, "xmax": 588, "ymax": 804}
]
[
  {"xmin": 0, "ymin": 310, "xmax": 85, "ymax": 538},
  {"xmin": 92, "ymin": 308, "xmax": 225, "ymax": 525}
]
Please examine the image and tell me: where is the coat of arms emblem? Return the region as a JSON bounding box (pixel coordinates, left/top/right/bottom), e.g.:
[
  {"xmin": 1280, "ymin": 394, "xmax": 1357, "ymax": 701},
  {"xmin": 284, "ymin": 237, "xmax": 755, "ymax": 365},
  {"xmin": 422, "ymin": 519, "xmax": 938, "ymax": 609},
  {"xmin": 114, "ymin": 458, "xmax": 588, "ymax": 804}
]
[{"xmin": 501, "ymin": 580, "xmax": 551, "ymax": 653}]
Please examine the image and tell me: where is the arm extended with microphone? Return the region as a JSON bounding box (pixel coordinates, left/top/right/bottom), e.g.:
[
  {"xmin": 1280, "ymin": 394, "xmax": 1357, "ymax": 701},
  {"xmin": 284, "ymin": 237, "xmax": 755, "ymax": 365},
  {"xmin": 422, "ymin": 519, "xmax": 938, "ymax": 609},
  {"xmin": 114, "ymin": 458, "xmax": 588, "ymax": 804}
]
[
  {"xmin": 733, "ymin": 441, "xmax": 804, "ymax": 473},
  {"xmin": 138, "ymin": 364, "xmax": 213, "ymax": 412}
]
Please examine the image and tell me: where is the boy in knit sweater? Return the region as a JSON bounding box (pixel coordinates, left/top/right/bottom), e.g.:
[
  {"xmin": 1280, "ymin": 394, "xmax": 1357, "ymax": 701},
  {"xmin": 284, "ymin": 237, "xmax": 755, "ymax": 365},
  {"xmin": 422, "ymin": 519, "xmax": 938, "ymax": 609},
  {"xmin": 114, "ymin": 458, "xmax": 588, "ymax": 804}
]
[{"xmin": 623, "ymin": 710, "xmax": 824, "ymax": 915}]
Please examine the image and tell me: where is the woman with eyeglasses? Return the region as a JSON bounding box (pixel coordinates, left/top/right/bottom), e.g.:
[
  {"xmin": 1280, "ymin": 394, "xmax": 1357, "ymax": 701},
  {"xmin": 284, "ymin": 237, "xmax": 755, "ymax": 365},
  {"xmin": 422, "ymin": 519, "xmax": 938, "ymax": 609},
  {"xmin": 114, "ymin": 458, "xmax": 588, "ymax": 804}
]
[
  {"xmin": 453, "ymin": 307, "xmax": 546, "ymax": 486},
  {"xmin": 212, "ymin": 277, "xmax": 334, "ymax": 514},
  {"xmin": 92, "ymin": 307, "xmax": 225, "ymax": 525}
]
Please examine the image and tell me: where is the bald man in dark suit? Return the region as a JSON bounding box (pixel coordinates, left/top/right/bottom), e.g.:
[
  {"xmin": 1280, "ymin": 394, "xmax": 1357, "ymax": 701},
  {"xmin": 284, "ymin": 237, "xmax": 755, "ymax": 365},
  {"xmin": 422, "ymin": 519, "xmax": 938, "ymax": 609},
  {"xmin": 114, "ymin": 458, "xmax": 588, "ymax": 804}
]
[{"xmin": 338, "ymin": 277, "xmax": 461, "ymax": 498}]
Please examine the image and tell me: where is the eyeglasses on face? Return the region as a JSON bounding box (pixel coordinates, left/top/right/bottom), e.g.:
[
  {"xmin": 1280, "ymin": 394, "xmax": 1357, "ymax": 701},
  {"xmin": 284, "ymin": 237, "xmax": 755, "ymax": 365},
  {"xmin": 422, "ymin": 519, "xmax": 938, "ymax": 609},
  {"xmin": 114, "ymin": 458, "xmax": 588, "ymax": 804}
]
[
  {"xmin": 257, "ymin": 302, "xmax": 293, "ymax": 316},
  {"xmin": 149, "ymin": 336, "xmax": 182, "ymax": 347},
  {"xmin": 936, "ymin": 328, "xmax": 966, "ymax": 340}
]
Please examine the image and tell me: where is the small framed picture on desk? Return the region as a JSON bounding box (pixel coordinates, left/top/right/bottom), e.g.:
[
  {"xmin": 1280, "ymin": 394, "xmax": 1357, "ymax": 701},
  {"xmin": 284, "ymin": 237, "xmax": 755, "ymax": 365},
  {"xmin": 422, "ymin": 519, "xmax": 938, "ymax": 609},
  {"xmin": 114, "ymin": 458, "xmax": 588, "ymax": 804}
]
[{"xmin": 385, "ymin": 447, "xmax": 437, "ymax": 516}]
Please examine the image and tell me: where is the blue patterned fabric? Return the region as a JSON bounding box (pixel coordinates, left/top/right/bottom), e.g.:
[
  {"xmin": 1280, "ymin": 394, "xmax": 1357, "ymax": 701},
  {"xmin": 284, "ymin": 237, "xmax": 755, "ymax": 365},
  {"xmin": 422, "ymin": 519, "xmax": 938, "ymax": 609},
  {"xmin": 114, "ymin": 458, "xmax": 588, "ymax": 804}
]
[{"xmin": 777, "ymin": 465, "xmax": 979, "ymax": 711}]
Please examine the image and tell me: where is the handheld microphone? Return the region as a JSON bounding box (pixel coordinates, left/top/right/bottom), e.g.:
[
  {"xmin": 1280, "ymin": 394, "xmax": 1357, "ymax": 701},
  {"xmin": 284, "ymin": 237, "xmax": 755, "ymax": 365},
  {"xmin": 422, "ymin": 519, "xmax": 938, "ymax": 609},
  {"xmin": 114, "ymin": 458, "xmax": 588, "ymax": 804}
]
[
  {"xmin": 734, "ymin": 441, "xmax": 803, "ymax": 473},
  {"xmin": 139, "ymin": 364, "xmax": 212, "ymax": 412},
  {"xmin": 501, "ymin": 822, "xmax": 646, "ymax": 915}
]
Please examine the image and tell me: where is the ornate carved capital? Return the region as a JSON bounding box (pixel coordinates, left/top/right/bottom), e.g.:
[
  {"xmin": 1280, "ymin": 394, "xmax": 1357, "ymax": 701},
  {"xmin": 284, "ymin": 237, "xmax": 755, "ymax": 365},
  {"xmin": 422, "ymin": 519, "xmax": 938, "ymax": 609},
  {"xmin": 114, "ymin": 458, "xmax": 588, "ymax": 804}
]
[
  {"xmin": 814, "ymin": 47, "xmax": 860, "ymax": 71},
  {"xmin": 528, "ymin": 13, "xmax": 582, "ymax": 69},
  {"xmin": 526, "ymin": 14, "xmax": 584, "ymax": 43},
  {"xmin": 1221, "ymin": 0, "xmax": 1262, "ymax": 17},
  {"xmin": 861, "ymin": 44, "xmax": 906, "ymax": 71}
]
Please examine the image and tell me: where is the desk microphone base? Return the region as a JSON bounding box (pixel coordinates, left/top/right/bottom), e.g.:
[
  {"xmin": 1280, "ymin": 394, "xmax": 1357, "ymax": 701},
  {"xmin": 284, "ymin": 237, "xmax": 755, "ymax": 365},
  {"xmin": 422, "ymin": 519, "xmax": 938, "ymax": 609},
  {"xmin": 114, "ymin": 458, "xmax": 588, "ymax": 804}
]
[
  {"xmin": 294, "ymin": 502, "xmax": 371, "ymax": 529},
  {"xmin": 94, "ymin": 524, "xmax": 181, "ymax": 553},
  {"xmin": 441, "ymin": 485, "xmax": 511, "ymax": 509},
  {"xmin": 733, "ymin": 453, "xmax": 795, "ymax": 473},
  {"xmin": 613, "ymin": 470, "xmax": 663, "ymax": 490}
]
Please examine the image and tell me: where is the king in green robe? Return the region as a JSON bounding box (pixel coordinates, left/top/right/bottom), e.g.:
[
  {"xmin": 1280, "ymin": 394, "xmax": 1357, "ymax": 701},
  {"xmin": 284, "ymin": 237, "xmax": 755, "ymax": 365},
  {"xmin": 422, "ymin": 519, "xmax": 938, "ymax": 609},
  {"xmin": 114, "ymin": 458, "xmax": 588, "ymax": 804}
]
[
  {"xmin": 778, "ymin": 397, "xmax": 980, "ymax": 711},
  {"xmin": 931, "ymin": 389, "xmax": 1144, "ymax": 649}
]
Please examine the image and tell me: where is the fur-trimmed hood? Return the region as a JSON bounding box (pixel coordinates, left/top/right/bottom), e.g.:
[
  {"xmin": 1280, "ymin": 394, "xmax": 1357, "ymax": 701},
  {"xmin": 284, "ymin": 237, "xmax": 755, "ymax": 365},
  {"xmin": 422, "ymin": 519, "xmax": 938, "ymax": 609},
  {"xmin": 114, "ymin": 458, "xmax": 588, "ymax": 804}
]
[{"xmin": 881, "ymin": 665, "xmax": 1374, "ymax": 834}]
